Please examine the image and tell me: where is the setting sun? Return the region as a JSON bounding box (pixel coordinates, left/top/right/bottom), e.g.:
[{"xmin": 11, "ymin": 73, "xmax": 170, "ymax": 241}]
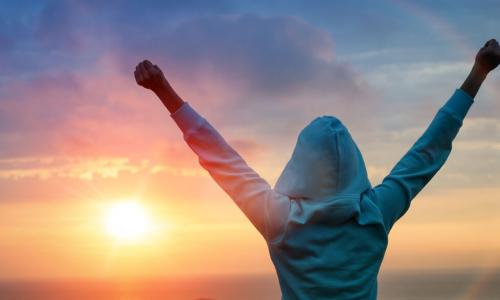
[{"xmin": 104, "ymin": 201, "xmax": 153, "ymax": 241}]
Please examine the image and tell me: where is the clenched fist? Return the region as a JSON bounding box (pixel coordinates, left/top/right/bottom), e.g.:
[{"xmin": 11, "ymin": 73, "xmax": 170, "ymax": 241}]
[
  {"xmin": 134, "ymin": 60, "xmax": 170, "ymax": 92},
  {"xmin": 475, "ymin": 38, "xmax": 500, "ymax": 74},
  {"xmin": 134, "ymin": 60, "xmax": 184, "ymax": 114}
]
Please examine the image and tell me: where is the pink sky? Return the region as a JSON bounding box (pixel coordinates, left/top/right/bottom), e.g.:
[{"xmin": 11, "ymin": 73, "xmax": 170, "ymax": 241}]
[{"xmin": 1, "ymin": 1, "xmax": 499, "ymax": 279}]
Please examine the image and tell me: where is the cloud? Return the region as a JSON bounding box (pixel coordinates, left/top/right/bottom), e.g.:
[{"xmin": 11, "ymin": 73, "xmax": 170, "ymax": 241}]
[
  {"xmin": 7, "ymin": 1, "xmax": 497, "ymax": 202},
  {"xmin": 107, "ymin": 13, "xmax": 378, "ymax": 150},
  {"xmin": 0, "ymin": 8, "xmax": 373, "ymax": 166},
  {"xmin": 110, "ymin": 14, "xmax": 372, "ymax": 110}
]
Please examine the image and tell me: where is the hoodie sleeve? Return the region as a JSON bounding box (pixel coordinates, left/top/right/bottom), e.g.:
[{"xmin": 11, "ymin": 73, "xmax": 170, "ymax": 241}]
[
  {"xmin": 170, "ymin": 101, "xmax": 290, "ymax": 242},
  {"xmin": 369, "ymin": 89, "xmax": 474, "ymax": 232}
]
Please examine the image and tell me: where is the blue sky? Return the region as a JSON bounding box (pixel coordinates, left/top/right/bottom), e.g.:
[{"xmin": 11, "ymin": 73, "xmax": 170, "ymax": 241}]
[
  {"xmin": 0, "ymin": 0, "xmax": 499, "ymax": 278},
  {"xmin": 1, "ymin": 0, "xmax": 499, "ymax": 185}
]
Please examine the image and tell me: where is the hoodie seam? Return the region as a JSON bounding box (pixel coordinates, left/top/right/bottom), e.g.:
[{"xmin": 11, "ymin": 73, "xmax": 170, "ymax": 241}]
[
  {"xmin": 334, "ymin": 131, "xmax": 340, "ymax": 191},
  {"xmin": 267, "ymin": 198, "xmax": 294, "ymax": 246},
  {"xmin": 264, "ymin": 192, "xmax": 271, "ymax": 241}
]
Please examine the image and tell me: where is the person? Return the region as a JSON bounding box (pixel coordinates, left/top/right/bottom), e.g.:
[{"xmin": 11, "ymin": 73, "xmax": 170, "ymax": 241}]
[{"xmin": 134, "ymin": 39, "xmax": 500, "ymax": 299}]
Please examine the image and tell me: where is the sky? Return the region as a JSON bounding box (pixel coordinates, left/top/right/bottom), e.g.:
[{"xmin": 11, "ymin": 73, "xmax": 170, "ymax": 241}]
[{"xmin": 0, "ymin": 0, "xmax": 499, "ymax": 280}]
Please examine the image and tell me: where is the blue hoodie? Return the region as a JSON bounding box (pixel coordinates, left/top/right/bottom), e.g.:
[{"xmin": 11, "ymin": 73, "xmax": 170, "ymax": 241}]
[{"xmin": 170, "ymin": 88, "xmax": 474, "ymax": 299}]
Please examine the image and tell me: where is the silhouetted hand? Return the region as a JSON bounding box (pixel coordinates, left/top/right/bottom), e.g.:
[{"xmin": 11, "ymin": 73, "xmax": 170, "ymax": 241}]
[
  {"xmin": 475, "ymin": 38, "xmax": 500, "ymax": 75},
  {"xmin": 460, "ymin": 39, "xmax": 499, "ymax": 98},
  {"xmin": 134, "ymin": 60, "xmax": 185, "ymax": 114},
  {"xmin": 134, "ymin": 60, "xmax": 169, "ymax": 93}
]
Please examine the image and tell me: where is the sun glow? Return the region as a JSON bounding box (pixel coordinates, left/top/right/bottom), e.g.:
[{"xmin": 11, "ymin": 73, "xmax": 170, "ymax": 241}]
[{"xmin": 104, "ymin": 200, "xmax": 153, "ymax": 241}]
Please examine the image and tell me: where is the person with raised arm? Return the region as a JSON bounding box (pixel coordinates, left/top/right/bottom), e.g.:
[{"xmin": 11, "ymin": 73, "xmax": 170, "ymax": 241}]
[{"xmin": 134, "ymin": 39, "xmax": 500, "ymax": 300}]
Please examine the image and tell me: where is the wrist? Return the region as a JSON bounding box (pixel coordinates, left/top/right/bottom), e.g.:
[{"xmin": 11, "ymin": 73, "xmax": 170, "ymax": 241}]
[
  {"xmin": 154, "ymin": 85, "xmax": 185, "ymax": 114},
  {"xmin": 152, "ymin": 81, "xmax": 173, "ymax": 96},
  {"xmin": 460, "ymin": 64, "xmax": 488, "ymax": 99},
  {"xmin": 470, "ymin": 64, "xmax": 489, "ymax": 81}
]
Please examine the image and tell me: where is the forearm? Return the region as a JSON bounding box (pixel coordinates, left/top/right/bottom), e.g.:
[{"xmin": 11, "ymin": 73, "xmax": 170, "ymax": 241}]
[
  {"xmin": 153, "ymin": 83, "xmax": 185, "ymax": 114},
  {"xmin": 383, "ymin": 89, "xmax": 473, "ymax": 200},
  {"xmin": 372, "ymin": 89, "xmax": 474, "ymax": 231},
  {"xmin": 170, "ymin": 102, "xmax": 272, "ymax": 200},
  {"xmin": 170, "ymin": 102, "xmax": 284, "ymax": 239},
  {"xmin": 390, "ymin": 63, "xmax": 485, "ymax": 201},
  {"xmin": 411, "ymin": 88, "xmax": 473, "ymax": 162},
  {"xmin": 460, "ymin": 64, "xmax": 488, "ymax": 99}
]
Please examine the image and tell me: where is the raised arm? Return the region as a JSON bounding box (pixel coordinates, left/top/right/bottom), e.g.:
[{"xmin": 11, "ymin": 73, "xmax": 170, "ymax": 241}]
[
  {"xmin": 369, "ymin": 39, "xmax": 500, "ymax": 232},
  {"xmin": 134, "ymin": 60, "xmax": 290, "ymax": 241}
]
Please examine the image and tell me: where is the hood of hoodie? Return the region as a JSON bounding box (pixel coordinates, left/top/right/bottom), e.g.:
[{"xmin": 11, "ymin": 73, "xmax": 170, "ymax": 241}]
[{"xmin": 274, "ymin": 115, "xmax": 372, "ymax": 225}]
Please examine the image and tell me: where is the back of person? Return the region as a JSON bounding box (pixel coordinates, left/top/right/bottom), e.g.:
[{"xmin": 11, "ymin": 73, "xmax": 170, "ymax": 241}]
[
  {"xmin": 265, "ymin": 116, "xmax": 387, "ymax": 299},
  {"xmin": 266, "ymin": 89, "xmax": 474, "ymax": 299},
  {"xmin": 268, "ymin": 197, "xmax": 388, "ymax": 299},
  {"xmin": 134, "ymin": 38, "xmax": 500, "ymax": 299}
]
